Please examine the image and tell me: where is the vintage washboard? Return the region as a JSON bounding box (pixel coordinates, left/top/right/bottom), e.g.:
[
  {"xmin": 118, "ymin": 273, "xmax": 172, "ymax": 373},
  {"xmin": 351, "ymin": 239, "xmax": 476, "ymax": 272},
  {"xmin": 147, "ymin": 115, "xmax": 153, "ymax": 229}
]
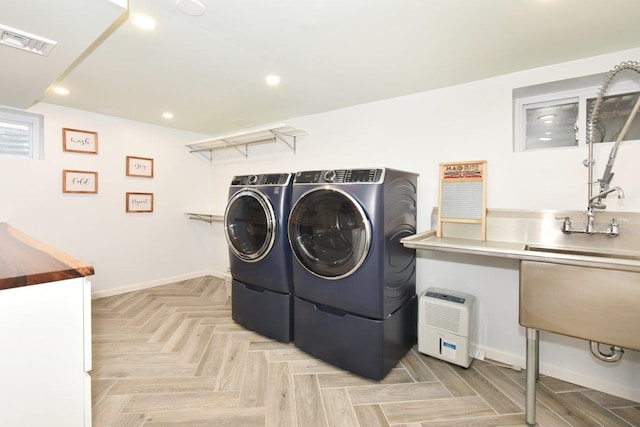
[{"xmin": 437, "ymin": 160, "xmax": 487, "ymax": 241}]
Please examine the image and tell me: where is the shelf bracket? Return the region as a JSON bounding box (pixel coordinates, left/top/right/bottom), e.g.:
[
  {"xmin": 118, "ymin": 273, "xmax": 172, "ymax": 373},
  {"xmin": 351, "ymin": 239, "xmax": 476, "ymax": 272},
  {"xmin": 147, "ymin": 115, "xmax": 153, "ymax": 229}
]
[
  {"xmin": 185, "ymin": 213, "xmax": 224, "ymax": 223},
  {"xmin": 273, "ymin": 130, "xmax": 297, "ymax": 153},
  {"xmin": 188, "ymin": 214, "xmax": 214, "ymax": 223},
  {"xmin": 189, "ymin": 147, "xmax": 214, "ymax": 161},
  {"xmin": 221, "ymin": 138, "xmax": 248, "ymax": 158}
]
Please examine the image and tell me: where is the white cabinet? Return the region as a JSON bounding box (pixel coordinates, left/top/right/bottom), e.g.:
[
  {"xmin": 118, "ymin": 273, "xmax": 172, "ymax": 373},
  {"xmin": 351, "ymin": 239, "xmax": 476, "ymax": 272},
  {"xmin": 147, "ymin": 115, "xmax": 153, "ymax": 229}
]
[{"xmin": 0, "ymin": 277, "xmax": 91, "ymax": 426}]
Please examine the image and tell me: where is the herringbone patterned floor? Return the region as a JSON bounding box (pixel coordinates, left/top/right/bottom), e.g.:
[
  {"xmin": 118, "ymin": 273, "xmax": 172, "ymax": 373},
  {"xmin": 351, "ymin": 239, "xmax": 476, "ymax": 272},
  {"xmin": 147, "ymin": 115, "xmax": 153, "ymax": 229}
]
[{"xmin": 91, "ymin": 276, "xmax": 640, "ymax": 426}]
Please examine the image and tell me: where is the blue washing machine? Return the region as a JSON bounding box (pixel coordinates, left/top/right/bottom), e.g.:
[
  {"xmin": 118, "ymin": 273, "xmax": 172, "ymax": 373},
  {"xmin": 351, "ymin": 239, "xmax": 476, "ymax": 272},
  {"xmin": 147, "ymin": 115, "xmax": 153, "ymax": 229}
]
[
  {"xmin": 224, "ymin": 173, "xmax": 293, "ymax": 342},
  {"xmin": 287, "ymin": 168, "xmax": 418, "ymax": 379}
]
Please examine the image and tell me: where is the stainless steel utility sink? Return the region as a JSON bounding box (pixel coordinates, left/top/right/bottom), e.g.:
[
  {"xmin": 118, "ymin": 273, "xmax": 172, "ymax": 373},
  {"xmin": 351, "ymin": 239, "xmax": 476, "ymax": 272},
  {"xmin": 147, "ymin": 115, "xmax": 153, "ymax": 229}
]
[
  {"xmin": 524, "ymin": 244, "xmax": 640, "ymax": 261},
  {"xmin": 520, "ymin": 248, "xmax": 640, "ymax": 425},
  {"xmin": 519, "ymin": 259, "xmax": 640, "ymax": 352}
]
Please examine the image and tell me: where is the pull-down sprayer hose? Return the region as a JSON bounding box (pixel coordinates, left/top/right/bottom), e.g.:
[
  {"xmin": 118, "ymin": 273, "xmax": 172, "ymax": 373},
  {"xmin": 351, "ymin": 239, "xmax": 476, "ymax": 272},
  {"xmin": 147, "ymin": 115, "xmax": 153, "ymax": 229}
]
[{"xmin": 585, "ymin": 61, "xmax": 640, "ymax": 208}]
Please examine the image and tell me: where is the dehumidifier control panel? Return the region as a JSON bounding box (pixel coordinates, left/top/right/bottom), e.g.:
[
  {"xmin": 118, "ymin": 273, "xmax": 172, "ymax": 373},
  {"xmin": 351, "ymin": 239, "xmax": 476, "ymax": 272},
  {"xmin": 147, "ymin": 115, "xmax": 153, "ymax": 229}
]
[{"xmin": 425, "ymin": 291, "xmax": 466, "ymax": 304}]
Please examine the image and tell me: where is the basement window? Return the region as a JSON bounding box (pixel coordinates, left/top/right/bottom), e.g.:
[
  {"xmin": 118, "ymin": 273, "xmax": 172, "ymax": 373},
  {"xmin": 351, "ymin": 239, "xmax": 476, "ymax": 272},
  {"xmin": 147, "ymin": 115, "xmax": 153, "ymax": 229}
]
[
  {"xmin": 0, "ymin": 106, "xmax": 44, "ymax": 159},
  {"xmin": 586, "ymin": 91, "xmax": 640, "ymax": 143},
  {"xmin": 522, "ymin": 97, "xmax": 579, "ymax": 150},
  {"xmin": 513, "ymin": 72, "xmax": 640, "ymax": 152}
]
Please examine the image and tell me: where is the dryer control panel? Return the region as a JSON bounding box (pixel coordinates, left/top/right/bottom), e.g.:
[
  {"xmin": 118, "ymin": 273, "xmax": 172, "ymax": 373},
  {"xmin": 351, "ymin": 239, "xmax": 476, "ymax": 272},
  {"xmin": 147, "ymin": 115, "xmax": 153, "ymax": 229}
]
[
  {"xmin": 294, "ymin": 168, "xmax": 384, "ymax": 184},
  {"xmin": 231, "ymin": 173, "xmax": 291, "ymax": 186}
]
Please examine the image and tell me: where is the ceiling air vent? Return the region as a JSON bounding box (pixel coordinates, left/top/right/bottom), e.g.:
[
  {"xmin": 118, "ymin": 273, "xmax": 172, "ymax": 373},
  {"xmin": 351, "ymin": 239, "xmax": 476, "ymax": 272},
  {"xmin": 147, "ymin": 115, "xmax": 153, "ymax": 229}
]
[{"xmin": 0, "ymin": 24, "xmax": 57, "ymax": 56}]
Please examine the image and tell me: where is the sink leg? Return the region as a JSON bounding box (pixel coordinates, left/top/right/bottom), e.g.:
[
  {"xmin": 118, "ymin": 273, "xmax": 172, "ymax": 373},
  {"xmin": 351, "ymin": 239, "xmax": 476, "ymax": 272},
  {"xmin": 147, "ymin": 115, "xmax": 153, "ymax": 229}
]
[
  {"xmin": 526, "ymin": 328, "xmax": 539, "ymax": 426},
  {"xmin": 536, "ymin": 331, "xmax": 540, "ymax": 381}
]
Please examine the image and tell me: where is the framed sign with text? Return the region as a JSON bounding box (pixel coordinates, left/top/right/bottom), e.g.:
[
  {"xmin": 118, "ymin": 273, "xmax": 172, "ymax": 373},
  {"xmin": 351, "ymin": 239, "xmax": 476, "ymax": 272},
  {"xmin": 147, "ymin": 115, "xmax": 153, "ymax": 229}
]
[
  {"xmin": 126, "ymin": 156, "xmax": 154, "ymax": 178},
  {"xmin": 62, "ymin": 170, "xmax": 98, "ymax": 194},
  {"xmin": 62, "ymin": 128, "xmax": 98, "ymax": 154},
  {"xmin": 126, "ymin": 192, "xmax": 154, "ymax": 213}
]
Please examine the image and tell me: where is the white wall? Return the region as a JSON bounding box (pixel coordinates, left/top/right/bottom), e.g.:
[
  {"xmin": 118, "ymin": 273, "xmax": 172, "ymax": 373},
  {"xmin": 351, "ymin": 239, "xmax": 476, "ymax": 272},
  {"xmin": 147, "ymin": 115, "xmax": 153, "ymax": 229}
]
[
  {"xmin": 0, "ymin": 103, "xmax": 215, "ymax": 296},
  {"xmin": 206, "ymin": 47, "xmax": 640, "ymax": 401}
]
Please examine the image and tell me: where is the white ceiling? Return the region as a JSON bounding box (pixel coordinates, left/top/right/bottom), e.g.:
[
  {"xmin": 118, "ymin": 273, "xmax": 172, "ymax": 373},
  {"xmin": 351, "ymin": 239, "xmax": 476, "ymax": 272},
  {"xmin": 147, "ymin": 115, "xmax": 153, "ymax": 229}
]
[{"xmin": 2, "ymin": 0, "xmax": 640, "ymax": 136}]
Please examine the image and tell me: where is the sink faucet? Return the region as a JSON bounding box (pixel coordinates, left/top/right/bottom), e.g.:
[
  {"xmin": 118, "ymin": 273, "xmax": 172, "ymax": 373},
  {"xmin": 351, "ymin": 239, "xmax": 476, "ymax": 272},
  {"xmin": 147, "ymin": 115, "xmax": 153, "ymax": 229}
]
[
  {"xmin": 561, "ymin": 167, "xmax": 625, "ymax": 236},
  {"xmin": 589, "ymin": 186, "xmax": 625, "ymax": 210},
  {"xmin": 560, "ymin": 208, "xmax": 620, "ymax": 236},
  {"xmin": 565, "ymin": 61, "xmax": 640, "ymax": 237},
  {"xmin": 586, "ymin": 208, "xmax": 596, "ymax": 234},
  {"xmin": 585, "ymin": 61, "xmax": 639, "ymax": 209}
]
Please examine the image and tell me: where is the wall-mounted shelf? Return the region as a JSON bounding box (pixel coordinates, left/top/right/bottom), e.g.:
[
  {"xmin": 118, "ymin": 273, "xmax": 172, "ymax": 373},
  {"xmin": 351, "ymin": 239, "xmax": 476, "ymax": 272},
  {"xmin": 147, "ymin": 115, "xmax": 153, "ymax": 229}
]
[
  {"xmin": 186, "ymin": 124, "xmax": 307, "ymax": 161},
  {"xmin": 185, "ymin": 212, "xmax": 224, "ymax": 223}
]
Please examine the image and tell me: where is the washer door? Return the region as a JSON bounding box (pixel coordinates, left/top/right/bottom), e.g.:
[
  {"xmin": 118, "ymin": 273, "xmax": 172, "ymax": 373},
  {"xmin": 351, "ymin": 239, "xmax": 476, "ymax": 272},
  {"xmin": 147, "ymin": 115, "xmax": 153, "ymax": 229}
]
[
  {"xmin": 225, "ymin": 189, "xmax": 276, "ymax": 262},
  {"xmin": 288, "ymin": 188, "xmax": 371, "ymax": 279}
]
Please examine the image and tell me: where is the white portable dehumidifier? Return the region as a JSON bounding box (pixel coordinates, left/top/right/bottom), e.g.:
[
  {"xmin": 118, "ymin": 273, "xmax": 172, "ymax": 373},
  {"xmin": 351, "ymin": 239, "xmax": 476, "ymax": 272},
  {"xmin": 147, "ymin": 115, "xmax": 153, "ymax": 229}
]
[{"xmin": 418, "ymin": 287, "xmax": 475, "ymax": 368}]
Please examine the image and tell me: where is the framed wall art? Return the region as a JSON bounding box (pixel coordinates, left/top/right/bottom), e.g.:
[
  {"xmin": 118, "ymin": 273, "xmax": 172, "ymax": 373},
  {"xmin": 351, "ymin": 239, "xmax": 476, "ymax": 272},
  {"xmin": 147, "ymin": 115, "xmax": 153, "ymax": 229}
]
[
  {"xmin": 126, "ymin": 192, "xmax": 154, "ymax": 213},
  {"xmin": 62, "ymin": 170, "xmax": 98, "ymax": 194},
  {"xmin": 62, "ymin": 128, "xmax": 98, "ymax": 154},
  {"xmin": 126, "ymin": 156, "xmax": 154, "ymax": 178}
]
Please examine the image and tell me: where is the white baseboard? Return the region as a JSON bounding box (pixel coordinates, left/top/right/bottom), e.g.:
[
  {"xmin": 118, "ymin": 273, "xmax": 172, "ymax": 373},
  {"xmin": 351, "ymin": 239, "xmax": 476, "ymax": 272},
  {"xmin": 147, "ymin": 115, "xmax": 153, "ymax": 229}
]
[
  {"xmin": 538, "ymin": 360, "xmax": 640, "ymax": 403},
  {"xmin": 91, "ymin": 270, "xmax": 225, "ymax": 299},
  {"xmin": 472, "ymin": 344, "xmax": 640, "ymax": 403}
]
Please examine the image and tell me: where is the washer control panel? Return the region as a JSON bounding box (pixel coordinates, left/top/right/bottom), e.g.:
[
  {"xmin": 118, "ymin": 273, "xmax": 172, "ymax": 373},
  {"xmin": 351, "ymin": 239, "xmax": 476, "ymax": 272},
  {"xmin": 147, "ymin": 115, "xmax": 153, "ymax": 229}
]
[
  {"xmin": 231, "ymin": 173, "xmax": 291, "ymax": 186},
  {"xmin": 294, "ymin": 168, "xmax": 384, "ymax": 184}
]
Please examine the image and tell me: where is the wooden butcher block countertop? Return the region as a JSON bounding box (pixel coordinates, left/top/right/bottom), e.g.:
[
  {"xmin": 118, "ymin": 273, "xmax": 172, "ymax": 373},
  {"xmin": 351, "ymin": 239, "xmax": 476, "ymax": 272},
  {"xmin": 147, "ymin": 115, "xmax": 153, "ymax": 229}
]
[{"xmin": 0, "ymin": 223, "xmax": 94, "ymax": 290}]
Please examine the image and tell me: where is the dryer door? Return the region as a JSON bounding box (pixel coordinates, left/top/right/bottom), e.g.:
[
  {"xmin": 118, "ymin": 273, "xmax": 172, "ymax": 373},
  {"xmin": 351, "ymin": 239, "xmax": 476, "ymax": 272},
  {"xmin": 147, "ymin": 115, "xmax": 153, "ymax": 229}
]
[
  {"xmin": 225, "ymin": 189, "xmax": 276, "ymax": 262},
  {"xmin": 288, "ymin": 188, "xmax": 371, "ymax": 279}
]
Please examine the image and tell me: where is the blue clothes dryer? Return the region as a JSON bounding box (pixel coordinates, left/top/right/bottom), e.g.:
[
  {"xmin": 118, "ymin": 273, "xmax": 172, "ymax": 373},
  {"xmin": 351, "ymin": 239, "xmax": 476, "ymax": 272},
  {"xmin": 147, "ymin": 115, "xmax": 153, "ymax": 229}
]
[{"xmin": 224, "ymin": 173, "xmax": 293, "ymax": 342}]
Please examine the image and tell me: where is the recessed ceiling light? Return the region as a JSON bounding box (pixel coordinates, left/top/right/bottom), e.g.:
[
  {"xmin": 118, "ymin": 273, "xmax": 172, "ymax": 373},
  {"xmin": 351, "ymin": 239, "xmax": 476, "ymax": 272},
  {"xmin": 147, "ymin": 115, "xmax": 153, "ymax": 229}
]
[
  {"xmin": 176, "ymin": 0, "xmax": 206, "ymax": 16},
  {"xmin": 131, "ymin": 13, "xmax": 157, "ymax": 30},
  {"xmin": 538, "ymin": 137, "xmax": 552, "ymax": 141},
  {"xmin": 162, "ymin": 112, "xmax": 174, "ymax": 119},
  {"xmin": 54, "ymin": 86, "xmax": 70, "ymax": 95},
  {"xmin": 265, "ymin": 75, "xmax": 281, "ymax": 86}
]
